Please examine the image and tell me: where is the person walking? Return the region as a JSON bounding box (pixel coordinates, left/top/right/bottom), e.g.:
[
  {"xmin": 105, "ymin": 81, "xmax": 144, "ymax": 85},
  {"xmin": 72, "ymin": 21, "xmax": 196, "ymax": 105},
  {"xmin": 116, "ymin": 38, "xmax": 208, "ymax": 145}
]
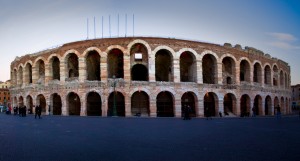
[{"xmin": 35, "ymin": 105, "xmax": 41, "ymax": 119}]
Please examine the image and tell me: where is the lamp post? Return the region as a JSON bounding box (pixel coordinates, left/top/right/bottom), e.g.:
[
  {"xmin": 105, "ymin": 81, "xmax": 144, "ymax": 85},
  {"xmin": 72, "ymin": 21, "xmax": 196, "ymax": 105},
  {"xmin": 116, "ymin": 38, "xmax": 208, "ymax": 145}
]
[{"xmin": 112, "ymin": 75, "xmax": 117, "ymax": 116}]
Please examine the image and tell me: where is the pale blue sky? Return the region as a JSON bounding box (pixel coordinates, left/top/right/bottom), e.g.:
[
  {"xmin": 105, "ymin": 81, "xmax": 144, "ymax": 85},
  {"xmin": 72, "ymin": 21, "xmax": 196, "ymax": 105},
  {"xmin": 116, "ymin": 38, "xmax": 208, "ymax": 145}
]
[{"xmin": 0, "ymin": 0, "xmax": 299, "ymax": 84}]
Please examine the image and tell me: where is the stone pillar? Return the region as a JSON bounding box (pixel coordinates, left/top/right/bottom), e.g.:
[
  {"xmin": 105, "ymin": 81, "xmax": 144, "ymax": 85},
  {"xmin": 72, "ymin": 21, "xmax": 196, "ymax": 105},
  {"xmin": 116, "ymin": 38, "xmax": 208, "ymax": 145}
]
[
  {"xmin": 149, "ymin": 99, "xmax": 157, "ymax": 117},
  {"xmin": 32, "ymin": 65, "xmax": 38, "ymax": 84},
  {"xmin": 197, "ymin": 60, "xmax": 203, "ymax": 84},
  {"xmin": 149, "ymin": 53, "xmax": 156, "ymax": 82},
  {"xmin": 78, "ymin": 57, "xmax": 86, "ymax": 82},
  {"xmin": 100, "ymin": 55, "xmax": 107, "ymax": 82},
  {"xmin": 173, "ymin": 58, "xmax": 180, "ymax": 83},
  {"xmin": 217, "ymin": 62, "xmax": 222, "ymax": 84},
  {"xmin": 235, "ymin": 65, "xmax": 240, "ymax": 85},
  {"xmin": 45, "ymin": 98, "xmax": 49, "ymax": 115},
  {"xmin": 218, "ymin": 99, "xmax": 224, "ymax": 117},
  {"xmin": 102, "ymin": 96, "xmax": 107, "ymax": 117},
  {"xmin": 198, "ymin": 99, "xmax": 204, "ymax": 117},
  {"xmin": 80, "ymin": 96, "xmax": 86, "ymax": 116},
  {"xmin": 22, "ymin": 68, "xmax": 26, "ymax": 87},
  {"xmin": 61, "ymin": 98, "xmax": 67, "ymax": 116},
  {"xmin": 123, "ymin": 52, "xmax": 131, "ymax": 81},
  {"xmin": 174, "ymin": 97, "xmax": 181, "ymax": 117},
  {"xmin": 261, "ymin": 100, "xmax": 265, "ymax": 116},
  {"xmin": 261, "ymin": 70, "xmax": 265, "ymax": 88},
  {"xmin": 60, "ymin": 60, "xmax": 66, "ymax": 83},
  {"xmin": 250, "ymin": 65, "xmax": 254, "ymax": 85},
  {"xmin": 45, "ymin": 62, "xmax": 50, "ymax": 85},
  {"xmin": 236, "ymin": 99, "xmax": 241, "ymax": 116},
  {"xmin": 125, "ymin": 95, "xmax": 131, "ymax": 117}
]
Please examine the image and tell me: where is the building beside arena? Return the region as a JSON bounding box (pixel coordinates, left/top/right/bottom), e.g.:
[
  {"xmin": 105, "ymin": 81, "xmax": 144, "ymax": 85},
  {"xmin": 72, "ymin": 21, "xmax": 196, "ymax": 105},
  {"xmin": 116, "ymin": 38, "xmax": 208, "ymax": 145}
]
[{"xmin": 10, "ymin": 37, "xmax": 291, "ymax": 117}]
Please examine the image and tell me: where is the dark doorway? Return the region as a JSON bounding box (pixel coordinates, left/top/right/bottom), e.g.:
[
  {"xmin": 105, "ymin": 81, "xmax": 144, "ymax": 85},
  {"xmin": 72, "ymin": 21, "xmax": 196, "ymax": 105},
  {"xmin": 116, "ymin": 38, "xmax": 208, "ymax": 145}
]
[
  {"xmin": 180, "ymin": 52, "xmax": 195, "ymax": 82},
  {"xmin": 108, "ymin": 49, "xmax": 124, "ymax": 78},
  {"xmin": 224, "ymin": 93, "xmax": 236, "ymax": 115},
  {"xmin": 52, "ymin": 93, "xmax": 62, "ymax": 115},
  {"xmin": 26, "ymin": 95, "xmax": 33, "ymax": 113},
  {"xmin": 108, "ymin": 92, "xmax": 125, "ymax": 116},
  {"xmin": 37, "ymin": 94, "xmax": 46, "ymax": 114},
  {"xmin": 67, "ymin": 53, "xmax": 79, "ymax": 78},
  {"xmin": 52, "ymin": 57, "xmax": 60, "ymax": 80},
  {"xmin": 131, "ymin": 64, "xmax": 148, "ymax": 81},
  {"xmin": 254, "ymin": 95, "xmax": 262, "ymax": 115},
  {"xmin": 202, "ymin": 54, "xmax": 216, "ymax": 84},
  {"xmin": 157, "ymin": 91, "xmax": 174, "ymax": 117},
  {"xmin": 204, "ymin": 92, "xmax": 217, "ymax": 117},
  {"xmin": 68, "ymin": 92, "xmax": 81, "ymax": 115},
  {"xmin": 181, "ymin": 92, "xmax": 196, "ymax": 117},
  {"xmin": 155, "ymin": 50, "xmax": 172, "ymax": 82},
  {"xmin": 131, "ymin": 91, "xmax": 149, "ymax": 116},
  {"xmin": 240, "ymin": 94, "xmax": 250, "ymax": 117},
  {"xmin": 87, "ymin": 92, "xmax": 102, "ymax": 116},
  {"xmin": 265, "ymin": 96, "xmax": 272, "ymax": 115},
  {"xmin": 86, "ymin": 51, "xmax": 100, "ymax": 81}
]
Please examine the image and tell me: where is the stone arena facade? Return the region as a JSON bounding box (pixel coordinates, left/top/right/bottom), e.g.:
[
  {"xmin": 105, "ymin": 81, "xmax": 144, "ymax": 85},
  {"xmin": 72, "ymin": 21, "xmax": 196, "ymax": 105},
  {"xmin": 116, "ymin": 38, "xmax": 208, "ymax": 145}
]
[{"xmin": 10, "ymin": 37, "xmax": 291, "ymax": 117}]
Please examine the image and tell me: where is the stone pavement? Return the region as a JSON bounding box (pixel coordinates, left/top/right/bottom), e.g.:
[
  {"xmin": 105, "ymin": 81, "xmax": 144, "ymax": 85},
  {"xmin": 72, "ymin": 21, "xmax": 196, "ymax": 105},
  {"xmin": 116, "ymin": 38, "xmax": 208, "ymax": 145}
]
[{"xmin": 0, "ymin": 114, "xmax": 300, "ymax": 161}]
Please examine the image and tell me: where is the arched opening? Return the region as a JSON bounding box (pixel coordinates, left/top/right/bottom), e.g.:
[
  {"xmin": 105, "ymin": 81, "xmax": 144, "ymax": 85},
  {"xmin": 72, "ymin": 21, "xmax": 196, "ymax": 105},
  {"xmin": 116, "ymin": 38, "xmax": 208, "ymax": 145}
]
[
  {"xmin": 253, "ymin": 63, "xmax": 262, "ymax": 84},
  {"xmin": 222, "ymin": 57, "xmax": 235, "ymax": 84},
  {"xmin": 274, "ymin": 97, "xmax": 279, "ymax": 115},
  {"xmin": 240, "ymin": 94, "xmax": 250, "ymax": 117},
  {"xmin": 13, "ymin": 69, "xmax": 17, "ymax": 85},
  {"xmin": 156, "ymin": 91, "xmax": 174, "ymax": 117},
  {"xmin": 18, "ymin": 67, "xmax": 23, "ymax": 85},
  {"xmin": 18, "ymin": 96, "xmax": 24, "ymax": 107},
  {"xmin": 86, "ymin": 51, "xmax": 100, "ymax": 81},
  {"xmin": 51, "ymin": 57, "xmax": 60, "ymax": 80},
  {"xmin": 202, "ymin": 54, "xmax": 217, "ymax": 84},
  {"xmin": 204, "ymin": 92, "xmax": 218, "ymax": 117},
  {"xmin": 285, "ymin": 73, "xmax": 288, "ymax": 88},
  {"xmin": 108, "ymin": 92, "xmax": 125, "ymax": 116},
  {"xmin": 280, "ymin": 71, "xmax": 284, "ymax": 88},
  {"xmin": 273, "ymin": 65, "xmax": 278, "ymax": 86},
  {"xmin": 26, "ymin": 95, "xmax": 33, "ymax": 114},
  {"xmin": 131, "ymin": 91, "xmax": 149, "ymax": 116},
  {"xmin": 265, "ymin": 96, "xmax": 272, "ymax": 115},
  {"xmin": 264, "ymin": 65, "xmax": 271, "ymax": 85},
  {"xmin": 280, "ymin": 97, "xmax": 285, "ymax": 114},
  {"xmin": 108, "ymin": 49, "xmax": 124, "ymax": 79},
  {"xmin": 180, "ymin": 51, "xmax": 196, "ymax": 82},
  {"xmin": 224, "ymin": 93, "xmax": 237, "ymax": 116},
  {"xmin": 130, "ymin": 43, "xmax": 149, "ymax": 81},
  {"xmin": 36, "ymin": 94, "xmax": 46, "ymax": 114},
  {"xmin": 25, "ymin": 63, "xmax": 32, "ymax": 84},
  {"xmin": 87, "ymin": 92, "xmax": 102, "ymax": 116},
  {"xmin": 51, "ymin": 93, "xmax": 62, "ymax": 115},
  {"xmin": 155, "ymin": 49, "xmax": 173, "ymax": 82},
  {"xmin": 131, "ymin": 64, "xmax": 148, "ymax": 81},
  {"xmin": 240, "ymin": 60, "xmax": 250, "ymax": 82},
  {"xmin": 254, "ymin": 95, "xmax": 262, "ymax": 116},
  {"xmin": 67, "ymin": 53, "xmax": 79, "ymax": 79},
  {"xmin": 67, "ymin": 92, "xmax": 81, "ymax": 116},
  {"xmin": 181, "ymin": 92, "xmax": 196, "ymax": 117}
]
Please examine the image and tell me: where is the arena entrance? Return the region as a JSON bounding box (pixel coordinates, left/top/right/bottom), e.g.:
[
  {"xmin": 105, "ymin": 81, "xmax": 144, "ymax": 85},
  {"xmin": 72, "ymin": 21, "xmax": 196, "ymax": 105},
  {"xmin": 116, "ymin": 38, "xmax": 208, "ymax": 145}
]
[
  {"xmin": 86, "ymin": 51, "xmax": 100, "ymax": 81},
  {"xmin": 240, "ymin": 60, "xmax": 250, "ymax": 82},
  {"xmin": 36, "ymin": 94, "xmax": 46, "ymax": 114},
  {"xmin": 108, "ymin": 92, "xmax": 125, "ymax": 116},
  {"xmin": 157, "ymin": 91, "xmax": 174, "ymax": 117},
  {"xmin": 131, "ymin": 91, "xmax": 149, "ymax": 116},
  {"xmin": 274, "ymin": 97, "xmax": 279, "ymax": 115},
  {"xmin": 265, "ymin": 96, "xmax": 272, "ymax": 115},
  {"xmin": 180, "ymin": 52, "xmax": 196, "ymax": 82},
  {"xmin": 223, "ymin": 93, "xmax": 237, "ymax": 116},
  {"xmin": 155, "ymin": 49, "xmax": 173, "ymax": 82},
  {"xmin": 240, "ymin": 94, "xmax": 250, "ymax": 117},
  {"xmin": 108, "ymin": 49, "xmax": 124, "ymax": 79},
  {"xmin": 254, "ymin": 95, "xmax": 262, "ymax": 115},
  {"xmin": 131, "ymin": 64, "xmax": 148, "ymax": 81},
  {"xmin": 18, "ymin": 96, "xmax": 24, "ymax": 107},
  {"xmin": 181, "ymin": 92, "xmax": 196, "ymax": 117},
  {"xmin": 86, "ymin": 92, "xmax": 102, "ymax": 116},
  {"xmin": 26, "ymin": 95, "xmax": 33, "ymax": 114},
  {"xmin": 51, "ymin": 57, "xmax": 60, "ymax": 80},
  {"xmin": 67, "ymin": 53, "xmax": 79, "ymax": 79},
  {"xmin": 202, "ymin": 54, "xmax": 217, "ymax": 84},
  {"xmin": 204, "ymin": 92, "xmax": 218, "ymax": 117},
  {"xmin": 67, "ymin": 92, "xmax": 81, "ymax": 116},
  {"xmin": 51, "ymin": 93, "xmax": 62, "ymax": 115}
]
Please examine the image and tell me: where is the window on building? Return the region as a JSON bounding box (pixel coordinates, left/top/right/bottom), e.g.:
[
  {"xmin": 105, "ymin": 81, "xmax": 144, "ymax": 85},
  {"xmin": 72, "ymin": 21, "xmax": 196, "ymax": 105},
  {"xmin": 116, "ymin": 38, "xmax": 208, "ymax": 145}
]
[
  {"xmin": 4, "ymin": 97, "xmax": 5, "ymax": 100},
  {"xmin": 4, "ymin": 92, "xmax": 6, "ymax": 95}
]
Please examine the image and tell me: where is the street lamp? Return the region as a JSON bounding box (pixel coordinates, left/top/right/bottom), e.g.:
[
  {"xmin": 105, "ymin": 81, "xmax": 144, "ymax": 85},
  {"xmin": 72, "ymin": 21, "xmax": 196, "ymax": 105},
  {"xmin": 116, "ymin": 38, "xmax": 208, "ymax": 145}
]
[{"xmin": 112, "ymin": 75, "xmax": 117, "ymax": 116}]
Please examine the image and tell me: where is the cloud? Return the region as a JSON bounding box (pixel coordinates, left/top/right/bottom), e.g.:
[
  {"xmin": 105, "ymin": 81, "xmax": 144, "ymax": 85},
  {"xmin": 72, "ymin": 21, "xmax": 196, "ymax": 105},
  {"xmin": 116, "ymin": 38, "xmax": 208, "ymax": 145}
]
[
  {"xmin": 268, "ymin": 32, "xmax": 297, "ymax": 41},
  {"xmin": 267, "ymin": 32, "xmax": 300, "ymax": 50}
]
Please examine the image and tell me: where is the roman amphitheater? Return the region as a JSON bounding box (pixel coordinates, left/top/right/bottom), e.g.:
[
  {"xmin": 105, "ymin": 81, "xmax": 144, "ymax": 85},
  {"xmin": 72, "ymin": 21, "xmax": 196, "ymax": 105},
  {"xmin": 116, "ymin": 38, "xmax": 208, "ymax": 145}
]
[{"xmin": 10, "ymin": 37, "xmax": 291, "ymax": 117}]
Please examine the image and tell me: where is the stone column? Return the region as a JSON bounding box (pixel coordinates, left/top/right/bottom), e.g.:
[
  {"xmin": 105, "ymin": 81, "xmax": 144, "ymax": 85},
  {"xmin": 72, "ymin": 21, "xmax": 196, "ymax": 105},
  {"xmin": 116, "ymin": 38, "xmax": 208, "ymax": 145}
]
[
  {"xmin": 78, "ymin": 57, "xmax": 86, "ymax": 82},
  {"xmin": 149, "ymin": 98, "xmax": 157, "ymax": 117},
  {"xmin": 197, "ymin": 60, "xmax": 203, "ymax": 84},
  {"xmin": 235, "ymin": 65, "xmax": 240, "ymax": 85},
  {"xmin": 100, "ymin": 55, "xmax": 107, "ymax": 82},
  {"xmin": 261, "ymin": 100, "xmax": 265, "ymax": 116},
  {"xmin": 149, "ymin": 54, "xmax": 156, "ymax": 82},
  {"xmin": 198, "ymin": 99, "xmax": 204, "ymax": 117},
  {"xmin": 218, "ymin": 99, "xmax": 224, "ymax": 117},
  {"xmin": 45, "ymin": 62, "xmax": 50, "ymax": 86},
  {"xmin": 125, "ymin": 95, "xmax": 131, "ymax": 117},
  {"xmin": 235, "ymin": 98, "xmax": 241, "ymax": 116},
  {"xmin": 261, "ymin": 70, "xmax": 265, "ymax": 88},
  {"xmin": 102, "ymin": 96, "xmax": 107, "ymax": 117},
  {"xmin": 123, "ymin": 52, "xmax": 131, "ymax": 81},
  {"xmin": 32, "ymin": 65, "xmax": 38, "ymax": 84},
  {"xmin": 22, "ymin": 68, "xmax": 26, "ymax": 88},
  {"xmin": 61, "ymin": 97, "xmax": 67, "ymax": 116},
  {"xmin": 60, "ymin": 60, "xmax": 66, "ymax": 83},
  {"xmin": 217, "ymin": 62, "xmax": 223, "ymax": 84},
  {"xmin": 174, "ymin": 96, "xmax": 181, "ymax": 117},
  {"xmin": 45, "ymin": 98, "xmax": 49, "ymax": 115},
  {"xmin": 173, "ymin": 58, "xmax": 180, "ymax": 83},
  {"xmin": 80, "ymin": 96, "xmax": 86, "ymax": 116}
]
